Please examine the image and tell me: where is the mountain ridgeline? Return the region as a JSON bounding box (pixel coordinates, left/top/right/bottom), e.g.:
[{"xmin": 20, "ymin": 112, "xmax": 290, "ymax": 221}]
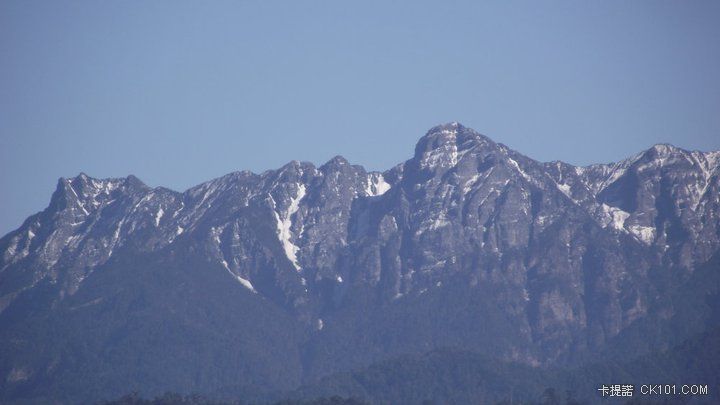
[{"xmin": 1, "ymin": 123, "xmax": 719, "ymax": 403}]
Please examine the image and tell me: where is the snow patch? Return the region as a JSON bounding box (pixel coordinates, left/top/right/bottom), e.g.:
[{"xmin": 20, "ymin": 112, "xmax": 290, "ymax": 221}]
[
  {"xmin": 154, "ymin": 207, "xmax": 164, "ymax": 227},
  {"xmin": 273, "ymin": 184, "xmax": 306, "ymax": 271},
  {"xmin": 507, "ymin": 157, "xmax": 532, "ymax": 182},
  {"xmin": 365, "ymin": 174, "xmax": 391, "ymax": 197},
  {"xmin": 690, "ymin": 150, "xmax": 720, "ymax": 209},
  {"xmin": 236, "ymin": 276, "xmax": 255, "ymax": 292},
  {"xmin": 463, "ymin": 174, "xmax": 481, "ymax": 194},
  {"xmin": 420, "ymin": 127, "xmax": 460, "ymax": 169},
  {"xmin": 108, "ymin": 218, "xmax": 126, "ymax": 257},
  {"xmin": 173, "ymin": 202, "xmax": 185, "ymax": 218},
  {"xmin": 67, "ymin": 183, "xmax": 90, "ymax": 216},
  {"xmin": 629, "ymin": 225, "xmax": 656, "ymax": 244},
  {"xmin": 429, "ymin": 213, "xmax": 450, "ymax": 230},
  {"xmin": 220, "ymin": 259, "xmax": 256, "ymax": 292},
  {"xmin": 556, "ymin": 183, "xmax": 571, "ymax": 197},
  {"xmin": 600, "ymin": 204, "xmax": 630, "ymax": 231}
]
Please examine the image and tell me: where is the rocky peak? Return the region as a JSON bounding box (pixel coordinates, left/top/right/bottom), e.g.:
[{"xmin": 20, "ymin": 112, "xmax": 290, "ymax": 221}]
[
  {"xmin": 629, "ymin": 143, "xmax": 694, "ymax": 173},
  {"xmin": 413, "ymin": 123, "xmax": 496, "ymax": 169},
  {"xmin": 321, "ymin": 155, "xmax": 350, "ymax": 169},
  {"xmin": 2, "ymin": 123, "xmax": 720, "ymax": 385},
  {"xmin": 48, "ymin": 174, "xmax": 141, "ymax": 217},
  {"xmin": 405, "ymin": 123, "xmax": 505, "ymax": 187},
  {"xmin": 649, "ymin": 143, "xmax": 680, "ymax": 155},
  {"xmin": 319, "ymin": 155, "xmax": 364, "ymax": 185}
]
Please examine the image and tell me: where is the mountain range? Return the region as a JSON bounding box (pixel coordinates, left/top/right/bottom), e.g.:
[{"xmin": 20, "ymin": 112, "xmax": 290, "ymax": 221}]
[{"xmin": 2, "ymin": 122, "xmax": 719, "ymax": 404}]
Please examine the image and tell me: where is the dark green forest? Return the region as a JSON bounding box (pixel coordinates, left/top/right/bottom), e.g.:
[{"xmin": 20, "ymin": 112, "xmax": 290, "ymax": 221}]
[{"xmin": 99, "ymin": 326, "xmax": 719, "ymax": 405}]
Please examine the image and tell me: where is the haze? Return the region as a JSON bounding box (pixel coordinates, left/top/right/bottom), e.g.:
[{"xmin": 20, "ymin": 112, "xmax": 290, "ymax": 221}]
[{"xmin": 1, "ymin": 0, "xmax": 719, "ymax": 234}]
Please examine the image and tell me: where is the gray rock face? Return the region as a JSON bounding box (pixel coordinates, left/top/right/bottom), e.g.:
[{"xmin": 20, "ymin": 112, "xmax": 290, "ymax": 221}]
[{"xmin": 1, "ymin": 122, "xmax": 719, "ymax": 399}]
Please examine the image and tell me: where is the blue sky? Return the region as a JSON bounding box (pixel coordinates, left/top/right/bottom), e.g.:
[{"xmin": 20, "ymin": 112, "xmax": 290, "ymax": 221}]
[{"xmin": 1, "ymin": 1, "xmax": 719, "ymax": 234}]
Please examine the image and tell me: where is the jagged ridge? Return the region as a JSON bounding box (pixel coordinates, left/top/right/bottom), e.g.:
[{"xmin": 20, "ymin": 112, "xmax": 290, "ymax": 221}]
[{"xmin": 1, "ymin": 123, "xmax": 719, "ymax": 402}]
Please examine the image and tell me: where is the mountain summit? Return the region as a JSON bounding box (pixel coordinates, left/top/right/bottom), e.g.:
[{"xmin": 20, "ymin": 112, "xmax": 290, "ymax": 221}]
[{"xmin": 1, "ymin": 124, "xmax": 719, "ymax": 403}]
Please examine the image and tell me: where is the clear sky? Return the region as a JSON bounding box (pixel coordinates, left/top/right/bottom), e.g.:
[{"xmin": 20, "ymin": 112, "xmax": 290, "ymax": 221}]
[{"xmin": 1, "ymin": 1, "xmax": 719, "ymax": 235}]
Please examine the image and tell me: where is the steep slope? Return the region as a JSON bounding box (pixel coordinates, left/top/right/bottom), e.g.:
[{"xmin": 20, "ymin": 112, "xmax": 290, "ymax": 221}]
[
  {"xmin": 291, "ymin": 326, "xmax": 720, "ymax": 405},
  {"xmin": 0, "ymin": 123, "xmax": 718, "ymax": 403}
]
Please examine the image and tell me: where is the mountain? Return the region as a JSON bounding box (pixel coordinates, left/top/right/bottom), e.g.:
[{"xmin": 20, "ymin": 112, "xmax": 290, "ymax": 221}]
[
  {"xmin": 1, "ymin": 123, "xmax": 719, "ymax": 403},
  {"xmin": 290, "ymin": 325, "xmax": 720, "ymax": 405}
]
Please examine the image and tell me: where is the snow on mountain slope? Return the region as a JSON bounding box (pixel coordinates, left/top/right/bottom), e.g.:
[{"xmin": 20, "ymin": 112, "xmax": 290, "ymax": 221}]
[{"xmin": 1, "ymin": 123, "xmax": 718, "ymax": 371}]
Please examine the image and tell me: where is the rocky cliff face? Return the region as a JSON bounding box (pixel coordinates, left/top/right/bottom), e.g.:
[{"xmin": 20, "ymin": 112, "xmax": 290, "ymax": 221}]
[{"xmin": 1, "ymin": 123, "xmax": 718, "ymax": 401}]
